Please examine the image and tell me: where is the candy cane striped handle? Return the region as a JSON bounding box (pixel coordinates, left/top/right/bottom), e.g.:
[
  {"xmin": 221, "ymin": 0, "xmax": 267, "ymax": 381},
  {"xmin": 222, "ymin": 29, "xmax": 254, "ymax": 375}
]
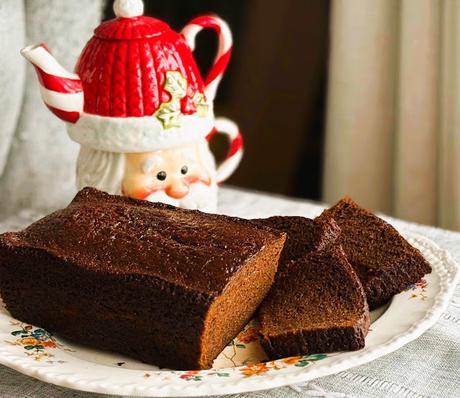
[
  {"xmin": 208, "ymin": 118, "xmax": 243, "ymax": 183},
  {"xmin": 21, "ymin": 44, "xmax": 83, "ymax": 123},
  {"xmin": 181, "ymin": 15, "xmax": 232, "ymax": 101}
]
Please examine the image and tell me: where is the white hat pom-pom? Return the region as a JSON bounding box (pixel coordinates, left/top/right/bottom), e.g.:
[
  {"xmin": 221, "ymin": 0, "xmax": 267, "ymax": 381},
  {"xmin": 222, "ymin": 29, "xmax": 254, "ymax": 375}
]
[{"xmin": 114, "ymin": 0, "xmax": 144, "ymax": 18}]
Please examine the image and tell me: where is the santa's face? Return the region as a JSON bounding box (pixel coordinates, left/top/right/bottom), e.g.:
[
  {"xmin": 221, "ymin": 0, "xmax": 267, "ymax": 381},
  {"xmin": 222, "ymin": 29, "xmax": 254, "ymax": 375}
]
[{"xmin": 122, "ymin": 140, "xmax": 217, "ymax": 211}]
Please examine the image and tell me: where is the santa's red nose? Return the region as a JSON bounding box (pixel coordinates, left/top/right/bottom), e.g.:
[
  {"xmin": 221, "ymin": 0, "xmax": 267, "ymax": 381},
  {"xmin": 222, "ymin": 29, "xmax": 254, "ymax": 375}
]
[{"xmin": 165, "ymin": 182, "xmax": 189, "ymax": 199}]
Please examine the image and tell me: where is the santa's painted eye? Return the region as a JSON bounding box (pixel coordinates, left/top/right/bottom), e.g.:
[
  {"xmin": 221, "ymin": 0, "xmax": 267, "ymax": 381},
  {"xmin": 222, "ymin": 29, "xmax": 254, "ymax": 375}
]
[
  {"xmin": 181, "ymin": 166, "xmax": 188, "ymax": 175},
  {"xmin": 156, "ymin": 171, "xmax": 167, "ymax": 181}
]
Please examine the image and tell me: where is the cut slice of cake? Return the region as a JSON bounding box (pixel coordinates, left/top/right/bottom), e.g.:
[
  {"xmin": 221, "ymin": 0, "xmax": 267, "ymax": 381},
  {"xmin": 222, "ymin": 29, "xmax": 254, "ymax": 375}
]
[
  {"xmin": 317, "ymin": 197, "xmax": 432, "ymax": 309},
  {"xmin": 258, "ymin": 245, "xmax": 370, "ymax": 359},
  {"xmin": 251, "ymin": 216, "xmax": 340, "ymax": 272},
  {"xmin": 0, "ymin": 188, "xmax": 286, "ymax": 370}
]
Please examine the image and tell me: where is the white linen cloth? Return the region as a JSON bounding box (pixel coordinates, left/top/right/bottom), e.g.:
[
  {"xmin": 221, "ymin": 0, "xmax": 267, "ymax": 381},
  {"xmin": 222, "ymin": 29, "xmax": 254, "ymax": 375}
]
[{"xmin": 0, "ymin": 186, "xmax": 458, "ymax": 398}]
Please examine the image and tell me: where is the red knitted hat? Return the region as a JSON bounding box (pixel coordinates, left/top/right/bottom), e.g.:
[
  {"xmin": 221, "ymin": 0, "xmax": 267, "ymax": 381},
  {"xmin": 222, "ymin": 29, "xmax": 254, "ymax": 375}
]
[{"xmin": 76, "ymin": 16, "xmax": 205, "ymax": 119}]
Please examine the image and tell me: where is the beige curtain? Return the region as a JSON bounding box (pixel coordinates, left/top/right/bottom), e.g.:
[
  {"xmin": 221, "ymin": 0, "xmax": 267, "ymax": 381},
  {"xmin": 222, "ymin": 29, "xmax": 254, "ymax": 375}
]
[{"xmin": 324, "ymin": 0, "xmax": 460, "ymax": 230}]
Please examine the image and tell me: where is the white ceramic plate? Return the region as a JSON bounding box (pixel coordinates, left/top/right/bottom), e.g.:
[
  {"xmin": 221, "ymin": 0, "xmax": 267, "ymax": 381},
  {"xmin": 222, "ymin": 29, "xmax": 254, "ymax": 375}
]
[{"xmin": 0, "ymin": 232, "xmax": 457, "ymax": 397}]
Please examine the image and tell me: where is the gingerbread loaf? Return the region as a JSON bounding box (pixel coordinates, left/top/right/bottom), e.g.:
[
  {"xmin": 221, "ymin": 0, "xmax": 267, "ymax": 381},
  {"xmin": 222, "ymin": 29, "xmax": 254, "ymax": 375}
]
[
  {"xmin": 317, "ymin": 197, "xmax": 432, "ymax": 309},
  {"xmin": 0, "ymin": 188, "xmax": 286, "ymax": 370}
]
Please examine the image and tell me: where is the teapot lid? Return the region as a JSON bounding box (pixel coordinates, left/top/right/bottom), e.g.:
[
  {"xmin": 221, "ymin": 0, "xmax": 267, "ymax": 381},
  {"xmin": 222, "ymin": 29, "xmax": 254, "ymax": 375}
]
[{"xmin": 95, "ymin": 0, "xmax": 170, "ymax": 40}]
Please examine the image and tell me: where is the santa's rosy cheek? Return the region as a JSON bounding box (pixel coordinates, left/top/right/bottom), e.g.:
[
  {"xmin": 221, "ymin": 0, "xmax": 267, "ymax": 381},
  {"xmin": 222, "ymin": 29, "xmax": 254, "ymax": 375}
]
[
  {"xmin": 123, "ymin": 176, "xmax": 166, "ymax": 200},
  {"xmin": 130, "ymin": 185, "xmax": 163, "ymax": 200},
  {"xmin": 185, "ymin": 176, "xmax": 211, "ymax": 186}
]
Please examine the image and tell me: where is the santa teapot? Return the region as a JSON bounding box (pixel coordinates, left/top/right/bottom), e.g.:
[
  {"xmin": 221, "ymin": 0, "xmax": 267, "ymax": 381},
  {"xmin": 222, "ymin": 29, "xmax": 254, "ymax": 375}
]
[{"xmin": 21, "ymin": 0, "xmax": 243, "ymax": 212}]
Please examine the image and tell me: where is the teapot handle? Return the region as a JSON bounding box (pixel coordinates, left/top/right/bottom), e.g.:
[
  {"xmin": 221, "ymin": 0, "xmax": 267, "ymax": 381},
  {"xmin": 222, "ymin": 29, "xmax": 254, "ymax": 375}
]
[
  {"xmin": 208, "ymin": 118, "xmax": 243, "ymax": 183},
  {"xmin": 181, "ymin": 16, "xmax": 232, "ymax": 101}
]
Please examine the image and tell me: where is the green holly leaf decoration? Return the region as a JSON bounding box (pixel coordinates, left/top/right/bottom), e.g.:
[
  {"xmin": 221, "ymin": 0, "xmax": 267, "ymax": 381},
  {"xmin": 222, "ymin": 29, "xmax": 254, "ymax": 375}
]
[
  {"xmin": 164, "ymin": 71, "xmax": 187, "ymax": 99},
  {"xmin": 154, "ymin": 71, "xmax": 190, "ymax": 129},
  {"xmin": 155, "ymin": 100, "xmax": 182, "ymax": 129}
]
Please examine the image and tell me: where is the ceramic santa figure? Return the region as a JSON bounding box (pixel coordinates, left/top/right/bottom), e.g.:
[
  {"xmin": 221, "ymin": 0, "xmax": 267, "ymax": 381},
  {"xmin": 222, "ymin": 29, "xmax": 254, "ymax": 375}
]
[{"xmin": 21, "ymin": 0, "xmax": 243, "ymax": 212}]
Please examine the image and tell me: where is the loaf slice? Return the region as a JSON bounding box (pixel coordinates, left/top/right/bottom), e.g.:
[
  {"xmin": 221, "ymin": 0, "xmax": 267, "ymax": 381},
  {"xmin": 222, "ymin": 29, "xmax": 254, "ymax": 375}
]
[
  {"xmin": 317, "ymin": 197, "xmax": 432, "ymax": 309},
  {"xmin": 0, "ymin": 188, "xmax": 286, "ymax": 370},
  {"xmin": 251, "ymin": 216, "xmax": 340, "ymax": 272},
  {"xmin": 258, "ymin": 245, "xmax": 370, "ymax": 359}
]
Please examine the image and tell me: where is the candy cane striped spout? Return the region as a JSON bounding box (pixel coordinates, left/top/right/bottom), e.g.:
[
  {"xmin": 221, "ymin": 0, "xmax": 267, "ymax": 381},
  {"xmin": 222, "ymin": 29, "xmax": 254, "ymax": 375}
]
[
  {"xmin": 21, "ymin": 44, "xmax": 83, "ymax": 123},
  {"xmin": 182, "ymin": 15, "xmax": 233, "ymax": 101}
]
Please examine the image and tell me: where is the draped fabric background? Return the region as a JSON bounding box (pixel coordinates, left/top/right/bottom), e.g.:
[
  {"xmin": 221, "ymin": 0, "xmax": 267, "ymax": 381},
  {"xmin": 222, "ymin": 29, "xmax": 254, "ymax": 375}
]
[
  {"xmin": 0, "ymin": 0, "xmax": 103, "ymax": 218},
  {"xmin": 324, "ymin": 0, "xmax": 460, "ymax": 230}
]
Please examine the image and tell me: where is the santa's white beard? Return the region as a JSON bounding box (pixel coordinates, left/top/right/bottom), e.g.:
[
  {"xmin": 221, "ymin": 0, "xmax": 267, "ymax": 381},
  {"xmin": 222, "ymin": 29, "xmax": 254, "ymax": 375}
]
[
  {"xmin": 77, "ymin": 146, "xmax": 124, "ymax": 195},
  {"xmin": 145, "ymin": 182, "xmax": 218, "ymax": 213}
]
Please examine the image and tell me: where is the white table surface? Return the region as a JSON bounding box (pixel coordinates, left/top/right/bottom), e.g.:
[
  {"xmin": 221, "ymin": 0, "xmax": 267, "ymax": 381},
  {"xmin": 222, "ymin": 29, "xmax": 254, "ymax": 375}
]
[{"xmin": 0, "ymin": 186, "xmax": 459, "ymax": 398}]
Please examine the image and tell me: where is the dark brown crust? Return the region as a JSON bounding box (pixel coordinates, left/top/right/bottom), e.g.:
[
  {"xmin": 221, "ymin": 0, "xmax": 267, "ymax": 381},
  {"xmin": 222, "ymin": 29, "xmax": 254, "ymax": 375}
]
[
  {"xmin": 317, "ymin": 197, "xmax": 432, "ymax": 309},
  {"xmin": 251, "ymin": 216, "xmax": 341, "ymax": 273},
  {"xmin": 0, "ymin": 188, "xmax": 286, "ymax": 370},
  {"xmin": 258, "ymin": 245, "xmax": 370, "ymax": 359},
  {"xmin": 9, "ymin": 187, "xmax": 283, "ymax": 295},
  {"xmin": 261, "ymin": 323, "xmax": 368, "ymax": 359}
]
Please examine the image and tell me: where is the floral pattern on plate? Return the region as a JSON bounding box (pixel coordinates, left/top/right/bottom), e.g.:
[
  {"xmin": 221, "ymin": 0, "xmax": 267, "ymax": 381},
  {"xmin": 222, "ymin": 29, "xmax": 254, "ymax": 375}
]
[
  {"xmin": 406, "ymin": 278, "xmax": 428, "ymax": 300},
  {"xmin": 5, "ymin": 320, "xmax": 74, "ymax": 363}
]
